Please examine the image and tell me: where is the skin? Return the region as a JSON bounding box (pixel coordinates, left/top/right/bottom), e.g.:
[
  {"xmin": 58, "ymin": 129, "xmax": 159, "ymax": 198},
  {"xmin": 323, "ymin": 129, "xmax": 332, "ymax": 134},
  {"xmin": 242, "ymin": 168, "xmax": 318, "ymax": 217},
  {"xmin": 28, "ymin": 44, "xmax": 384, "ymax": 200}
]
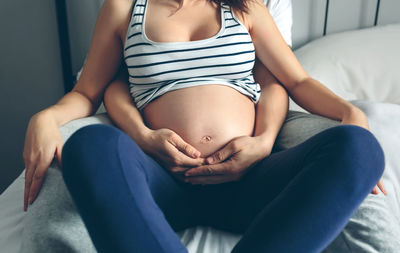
[{"xmin": 22, "ymin": 0, "xmax": 386, "ymax": 212}]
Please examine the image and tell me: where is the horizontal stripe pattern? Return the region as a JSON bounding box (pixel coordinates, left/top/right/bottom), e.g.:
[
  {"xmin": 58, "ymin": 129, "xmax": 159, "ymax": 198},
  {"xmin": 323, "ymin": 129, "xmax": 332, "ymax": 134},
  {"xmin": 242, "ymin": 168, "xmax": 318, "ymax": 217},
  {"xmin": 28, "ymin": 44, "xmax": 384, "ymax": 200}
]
[{"xmin": 123, "ymin": 0, "xmax": 261, "ymax": 110}]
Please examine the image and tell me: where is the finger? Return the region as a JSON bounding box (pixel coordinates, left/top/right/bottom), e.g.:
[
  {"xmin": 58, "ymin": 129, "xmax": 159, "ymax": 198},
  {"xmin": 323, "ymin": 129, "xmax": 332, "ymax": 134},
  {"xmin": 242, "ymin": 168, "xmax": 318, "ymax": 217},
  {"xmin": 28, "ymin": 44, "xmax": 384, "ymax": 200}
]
[
  {"xmin": 24, "ymin": 170, "xmax": 30, "ymax": 212},
  {"xmin": 377, "ymin": 179, "xmax": 387, "ymax": 195},
  {"xmin": 168, "ymin": 134, "xmax": 201, "ymax": 158},
  {"xmin": 24, "ymin": 161, "xmax": 37, "ymax": 211},
  {"xmin": 169, "ymin": 166, "xmax": 192, "ymax": 174},
  {"xmin": 165, "ymin": 144, "xmax": 205, "ymax": 167},
  {"xmin": 184, "ymin": 161, "xmax": 232, "ymax": 177},
  {"xmin": 205, "ymin": 142, "xmax": 237, "ymax": 164},
  {"xmin": 184, "ymin": 175, "xmax": 236, "ymax": 185},
  {"xmin": 28, "ymin": 169, "xmax": 45, "ymax": 205},
  {"xmin": 28, "ymin": 157, "xmax": 51, "ymax": 205},
  {"xmin": 55, "ymin": 143, "xmax": 63, "ymax": 168},
  {"xmin": 24, "ymin": 166, "xmax": 29, "ymax": 212},
  {"xmin": 371, "ymin": 185, "xmax": 378, "ymax": 195}
]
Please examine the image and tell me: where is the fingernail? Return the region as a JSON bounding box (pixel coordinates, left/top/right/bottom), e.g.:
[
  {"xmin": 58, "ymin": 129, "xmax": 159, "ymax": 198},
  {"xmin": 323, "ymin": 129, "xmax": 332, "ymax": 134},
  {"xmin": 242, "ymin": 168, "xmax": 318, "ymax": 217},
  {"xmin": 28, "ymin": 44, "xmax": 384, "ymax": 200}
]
[
  {"xmin": 28, "ymin": 197, "xmax": 32, "ymax": 204},
  {"xmin": 192, "ymin": 151, "xmax": 200, "ymax": 158},
  {"xmin": 206, "ymin": 157, "xmax": 214, "ymax": 164}
]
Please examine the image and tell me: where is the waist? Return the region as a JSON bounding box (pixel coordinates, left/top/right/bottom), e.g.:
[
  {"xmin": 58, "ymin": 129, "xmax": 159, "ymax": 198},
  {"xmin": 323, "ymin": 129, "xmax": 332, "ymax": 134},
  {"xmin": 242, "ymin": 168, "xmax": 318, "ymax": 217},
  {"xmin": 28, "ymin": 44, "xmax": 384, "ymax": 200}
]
[
  {"xmin": 131, "ymin": 78, "xmax": 261, "ymax": 111},
  {"xmin": 142, "ymin": 84, "xmax": 256, "ymax": 157}
]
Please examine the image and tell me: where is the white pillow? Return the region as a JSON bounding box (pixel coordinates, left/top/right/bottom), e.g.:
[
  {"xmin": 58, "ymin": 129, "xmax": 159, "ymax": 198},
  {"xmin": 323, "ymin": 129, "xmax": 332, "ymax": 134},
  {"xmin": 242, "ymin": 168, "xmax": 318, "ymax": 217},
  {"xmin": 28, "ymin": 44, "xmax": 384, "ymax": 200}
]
[
  {"xmin": 264, "ymin": 0, "xmax": 293, "ymax": 47},
  {"xmin": 290, "ymin": 23, "xmax": 400, "ymax": 112}
]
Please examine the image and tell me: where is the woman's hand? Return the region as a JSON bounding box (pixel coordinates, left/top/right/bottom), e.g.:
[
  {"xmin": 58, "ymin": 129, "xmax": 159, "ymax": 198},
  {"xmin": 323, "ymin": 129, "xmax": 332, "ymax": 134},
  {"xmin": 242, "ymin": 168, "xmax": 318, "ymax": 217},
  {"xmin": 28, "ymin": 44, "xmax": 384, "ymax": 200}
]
[
  {"xmin": 182, "ymin": 135, "xmax": 273, "ymax": 185},
  {"xmin": 341, "ymin": 106, "xmax": 387, "ymax": 196},
  {"xmin": 22, "ymin": 110, "xmax": 64, "ymax": 212},
  {"xmin": 141, "ymin": 128, "xmax": 206, "ymax": 178}
]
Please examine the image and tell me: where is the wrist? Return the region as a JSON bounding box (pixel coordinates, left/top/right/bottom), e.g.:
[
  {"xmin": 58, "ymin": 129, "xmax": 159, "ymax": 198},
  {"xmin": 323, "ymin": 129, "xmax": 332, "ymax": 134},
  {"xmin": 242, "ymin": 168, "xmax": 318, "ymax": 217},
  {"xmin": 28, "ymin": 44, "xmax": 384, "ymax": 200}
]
[
  {"xmin": 34, "ymin": 108, "xmax": 58, "ymax": 125},
  {"xmin": 253, "ymin": 133, "xmax": 275, "ymax": 154},
  {"xmin": 128, "ymin": 126, "xmax": 154, "ymax": 152}
]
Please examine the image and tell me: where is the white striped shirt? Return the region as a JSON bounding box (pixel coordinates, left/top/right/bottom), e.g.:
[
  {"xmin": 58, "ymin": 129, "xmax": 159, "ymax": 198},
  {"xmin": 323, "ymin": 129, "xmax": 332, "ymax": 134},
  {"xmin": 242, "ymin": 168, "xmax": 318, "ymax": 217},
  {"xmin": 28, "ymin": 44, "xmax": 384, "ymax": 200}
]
[{"xmin": 123, "ymin": 0, "xmax": 261, "ymax": 111}]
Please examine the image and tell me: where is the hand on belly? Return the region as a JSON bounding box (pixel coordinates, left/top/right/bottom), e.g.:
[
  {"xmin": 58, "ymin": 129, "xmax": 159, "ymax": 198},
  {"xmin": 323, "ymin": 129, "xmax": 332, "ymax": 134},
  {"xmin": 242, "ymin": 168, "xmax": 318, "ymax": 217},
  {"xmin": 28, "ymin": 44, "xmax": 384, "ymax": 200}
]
[{"xmin": 142, "ymin": 84, "xmax": 256, "ymax": 158}]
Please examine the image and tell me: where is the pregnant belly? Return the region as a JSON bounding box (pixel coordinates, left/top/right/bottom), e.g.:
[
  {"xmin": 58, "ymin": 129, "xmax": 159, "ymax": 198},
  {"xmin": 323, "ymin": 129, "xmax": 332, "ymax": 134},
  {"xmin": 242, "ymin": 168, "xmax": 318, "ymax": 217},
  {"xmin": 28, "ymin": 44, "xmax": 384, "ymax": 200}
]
[{"xmin": 142, "ymin": 84, "xmax": 256, "ymax": 158}]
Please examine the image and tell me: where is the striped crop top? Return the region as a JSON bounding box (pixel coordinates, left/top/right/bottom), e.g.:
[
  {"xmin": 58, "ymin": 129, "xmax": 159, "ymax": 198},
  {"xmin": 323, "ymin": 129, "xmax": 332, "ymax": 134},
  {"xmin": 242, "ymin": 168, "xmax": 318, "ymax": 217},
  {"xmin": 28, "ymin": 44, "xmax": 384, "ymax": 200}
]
[{"xmin": 123, "ymin": 0, "xmax": 261, "ymax": 111}]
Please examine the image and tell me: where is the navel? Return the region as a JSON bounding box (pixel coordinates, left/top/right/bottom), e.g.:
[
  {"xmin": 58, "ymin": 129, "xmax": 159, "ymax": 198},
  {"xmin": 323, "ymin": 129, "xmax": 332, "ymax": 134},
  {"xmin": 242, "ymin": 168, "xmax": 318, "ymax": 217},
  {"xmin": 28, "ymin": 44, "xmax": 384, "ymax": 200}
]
[{"xmin": 200, "ymin": 135, "xmax": 213, "ymax": 143}]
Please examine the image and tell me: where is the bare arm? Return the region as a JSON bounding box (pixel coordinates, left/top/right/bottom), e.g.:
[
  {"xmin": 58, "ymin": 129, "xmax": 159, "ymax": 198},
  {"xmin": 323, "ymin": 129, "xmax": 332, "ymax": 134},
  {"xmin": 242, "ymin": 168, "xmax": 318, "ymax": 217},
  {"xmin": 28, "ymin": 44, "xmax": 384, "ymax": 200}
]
[
  {"xmin": 23, "ymin": 0, "xmax": 131, "ymax": 210},
  {"xmin": 41, "ymin": 0, "xmax": 128, "ymax": 125},
  {"xmin": 252, "ymin": 58, "xmax": 289, "ymax": 152},
  {"xmin": 247, "ymin": 0, "xmax": 368, "ymax": 127},
  {"xmin": 103, "ymin": 63, "xmax": 153, "ymax": 150},
  {"xmin": 244, "ymin": 0, "xmax": 386, "ymax": 195}
]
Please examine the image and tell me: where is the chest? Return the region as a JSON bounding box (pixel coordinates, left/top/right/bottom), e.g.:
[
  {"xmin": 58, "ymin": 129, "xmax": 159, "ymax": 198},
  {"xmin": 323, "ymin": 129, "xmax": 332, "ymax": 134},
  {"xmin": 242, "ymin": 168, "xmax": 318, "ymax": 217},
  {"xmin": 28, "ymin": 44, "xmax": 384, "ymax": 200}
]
[
  {"xmin": 123, "ymin": 0, "xmax": 256, "ymax": 85},
  {"xmin": 146, "ymin": 0, "xmax": 222, "ymax": 43}
]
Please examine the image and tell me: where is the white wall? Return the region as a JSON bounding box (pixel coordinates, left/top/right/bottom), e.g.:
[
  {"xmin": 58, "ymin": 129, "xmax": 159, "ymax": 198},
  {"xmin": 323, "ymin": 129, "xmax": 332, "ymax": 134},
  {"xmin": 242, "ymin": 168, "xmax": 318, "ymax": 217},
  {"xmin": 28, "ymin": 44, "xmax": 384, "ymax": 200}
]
[
  {"xmin": 0, "ymin": 0, "xmax": 65, "ymax": 194},
  {"xmin": 292, "ymin": 0, "xmax": 400, "ymax": 49},
  {"xmin": 66, "ymin": 0, "xmax": 104, "ymax": 76}
]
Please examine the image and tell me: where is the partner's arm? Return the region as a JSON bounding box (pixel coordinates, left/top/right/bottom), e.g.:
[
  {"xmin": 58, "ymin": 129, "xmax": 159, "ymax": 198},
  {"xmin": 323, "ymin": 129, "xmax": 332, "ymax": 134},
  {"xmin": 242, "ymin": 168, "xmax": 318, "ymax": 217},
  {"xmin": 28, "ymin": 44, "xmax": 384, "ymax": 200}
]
[
  {"xmin": 252, "ymin": 58, "xmax": 289, "ymax": 152},
  {"xmin": 103, "ymin": 64, "xmax": 153, "ymax": 150},
  {"xmin": 247, "ymin": 0, "xmax": 368, "ymax": 128},
  {"xmin": 243, "ymin": 1, "xmax": 385, "ymax": 195},
  {"xmin": 39, "ymin": 0, "xmax": 127, "ymax": 126},
  {"xmin": 23, "ymin": 0, "xmax": 130, "ymax": 210}
]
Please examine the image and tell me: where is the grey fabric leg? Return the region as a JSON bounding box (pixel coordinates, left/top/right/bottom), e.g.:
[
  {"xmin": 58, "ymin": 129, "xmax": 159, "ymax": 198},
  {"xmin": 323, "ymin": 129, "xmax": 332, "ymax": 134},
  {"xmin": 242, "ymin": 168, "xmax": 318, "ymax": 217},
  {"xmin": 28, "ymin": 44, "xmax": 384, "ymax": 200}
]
[
  {"xmin": 276, "ymin": 105, "xmax": 399, "ymax": 253},
  {"xmin": 20, "ymin": 114, "xmax": 113, "ymax": 253},
  {"xmin": 273, "ymin": 110, "xmax": 340, "ymax": 152},
  {"xmin": 20, "ymin": 161, "xmax": 96, "ymax": 253}
]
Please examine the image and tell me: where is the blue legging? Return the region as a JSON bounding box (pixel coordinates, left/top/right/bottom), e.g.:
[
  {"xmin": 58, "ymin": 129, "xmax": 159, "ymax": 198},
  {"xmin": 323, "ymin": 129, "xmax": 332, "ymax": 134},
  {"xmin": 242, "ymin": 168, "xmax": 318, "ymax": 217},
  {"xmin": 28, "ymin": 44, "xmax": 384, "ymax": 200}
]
[{"xmin": 61, "ymin": 123, "xmax": 385, "ymax": 253}]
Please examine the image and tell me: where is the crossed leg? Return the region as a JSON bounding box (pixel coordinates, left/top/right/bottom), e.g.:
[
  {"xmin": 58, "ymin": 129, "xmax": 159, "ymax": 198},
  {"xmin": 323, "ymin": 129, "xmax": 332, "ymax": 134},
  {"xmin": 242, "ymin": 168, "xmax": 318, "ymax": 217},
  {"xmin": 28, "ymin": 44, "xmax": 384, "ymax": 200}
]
[{"xmin": 197, "ymin": 124, "xmax": 385, "ymax": 253}]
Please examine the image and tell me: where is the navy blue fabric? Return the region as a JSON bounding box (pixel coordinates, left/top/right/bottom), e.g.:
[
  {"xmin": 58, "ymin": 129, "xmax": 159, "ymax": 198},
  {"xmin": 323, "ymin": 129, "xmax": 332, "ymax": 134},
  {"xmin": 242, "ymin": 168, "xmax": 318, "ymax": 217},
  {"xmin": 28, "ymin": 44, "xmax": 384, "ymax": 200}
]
[{"xmin": 61, "ymin": 124, "xmax": 385, "ymax": 253}]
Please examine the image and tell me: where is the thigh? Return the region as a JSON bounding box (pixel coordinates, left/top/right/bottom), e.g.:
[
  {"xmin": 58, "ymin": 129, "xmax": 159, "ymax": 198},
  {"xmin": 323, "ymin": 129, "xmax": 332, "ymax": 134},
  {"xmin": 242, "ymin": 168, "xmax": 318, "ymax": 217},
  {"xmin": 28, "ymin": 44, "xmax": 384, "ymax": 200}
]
[
  {"xmin": 110, "ymin": 124, "xmax": 209, "ymax": 231},
  {"xmin": 198, "ymin": 111, "xmax": 341, "ymax": 231},
  {"xmin": 62, "ymin": 124, "xmax": 205, "ymax": 233},
  {"xmin": 273, "ymin": 110, "xmax": 341, "ymax": 152},
  {"xmin": 203, "ymin": 142, "xmax": 317, "ymax": 232},
  {"xmin": 121, "ymin": 134, "xmax": 208, "ymax": 231}
]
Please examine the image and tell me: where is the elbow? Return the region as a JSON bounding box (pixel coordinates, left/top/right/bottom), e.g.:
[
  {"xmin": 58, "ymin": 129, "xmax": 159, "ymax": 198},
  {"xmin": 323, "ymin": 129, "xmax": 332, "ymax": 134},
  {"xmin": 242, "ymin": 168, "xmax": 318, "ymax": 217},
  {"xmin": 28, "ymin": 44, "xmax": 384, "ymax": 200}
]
[
  {"xmin": 103, "ymin": 84, "xmax": 118, "ymax": 113},
  {"xmin": 346, "ymin": 104, "xmax": 367, "ymax": 119},
  {"xmin": 103, "ymin": 84, "xmax": 113, "ymax": 107},
  {"xmin": 285, "ymin": 75, "xmax": 312, "ymax": 94},
  {"xmin": 70, "ymin": 87, "xmax": 101, "ymax": 115},
  {"xmin": 103, "ymin": 82, "xmax": 127, "ymax": 114}
]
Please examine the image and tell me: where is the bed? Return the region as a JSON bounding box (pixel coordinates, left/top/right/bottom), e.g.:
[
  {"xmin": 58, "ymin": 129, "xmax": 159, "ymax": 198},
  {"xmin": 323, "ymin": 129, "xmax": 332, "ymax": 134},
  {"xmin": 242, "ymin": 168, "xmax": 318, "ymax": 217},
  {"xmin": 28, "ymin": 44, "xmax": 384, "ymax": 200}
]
[{"xmin": 1, "ymin": 2, "xmax": 399, "ymax": 253}]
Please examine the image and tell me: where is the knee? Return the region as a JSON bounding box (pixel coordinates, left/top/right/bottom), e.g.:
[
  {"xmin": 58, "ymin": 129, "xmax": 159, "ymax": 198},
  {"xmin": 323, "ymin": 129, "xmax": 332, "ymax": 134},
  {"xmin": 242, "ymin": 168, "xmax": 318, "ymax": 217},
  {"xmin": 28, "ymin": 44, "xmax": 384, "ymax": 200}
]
[
  {"xmin": 327, "ymin": 125, "xmax": 385, "ymax": 189},
  {"xmin": 61, "ymin": 124, "xmax": 123, "ymax": 180}
]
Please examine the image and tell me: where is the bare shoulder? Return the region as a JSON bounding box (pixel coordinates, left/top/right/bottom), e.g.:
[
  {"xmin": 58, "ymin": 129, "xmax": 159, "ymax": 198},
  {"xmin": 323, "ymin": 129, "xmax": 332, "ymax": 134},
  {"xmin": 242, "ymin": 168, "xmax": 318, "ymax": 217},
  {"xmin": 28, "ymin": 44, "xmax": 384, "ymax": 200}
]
[
  {"xmin": 102, "ymin": 0, "xmax": 134, "ymax": 44},
  {"xmin": 233, "ymin": 0, "xmax": 269, "ymax": 32}
]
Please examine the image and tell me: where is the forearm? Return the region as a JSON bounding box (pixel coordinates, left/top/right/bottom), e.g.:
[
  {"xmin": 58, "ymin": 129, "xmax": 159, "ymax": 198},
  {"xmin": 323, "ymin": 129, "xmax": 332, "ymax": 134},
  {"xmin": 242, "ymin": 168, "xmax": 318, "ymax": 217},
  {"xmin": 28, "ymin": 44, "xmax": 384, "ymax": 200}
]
[
  {"xmin": 38, "ymin": 89, "xmax": 100, "ymax": 127},
  {"xmin": 288, "ymin": 77, "xmax": 366, "ymax": 122},
  {"xmin": 252, "ymin": 60, "xmax": 289, "ymax": 149},
  {"xmin": 103, "ymin": 79, "xmax": 152, "ymax": 149}
]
